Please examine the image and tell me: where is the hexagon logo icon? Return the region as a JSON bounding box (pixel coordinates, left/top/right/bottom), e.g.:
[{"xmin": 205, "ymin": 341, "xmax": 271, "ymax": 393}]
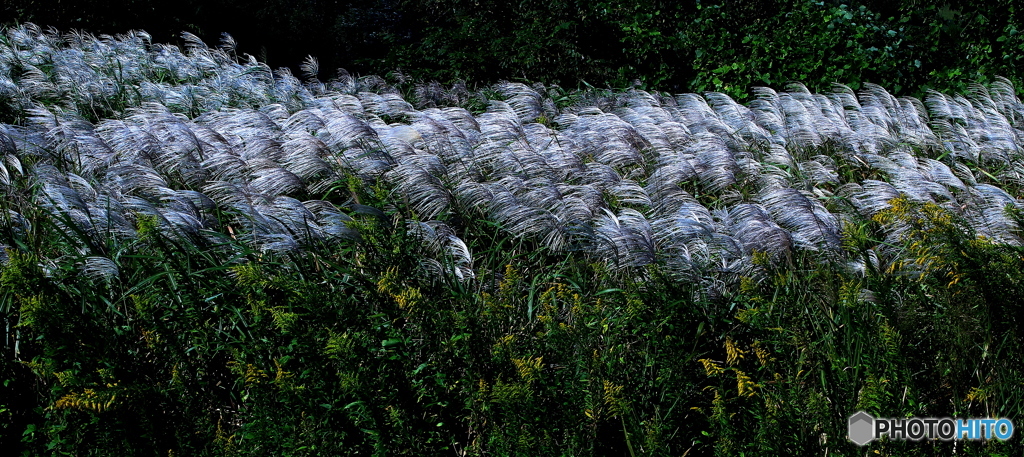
[{"xmin": 848, "ymin": 411, "xmax": 875, "ymax": 446}]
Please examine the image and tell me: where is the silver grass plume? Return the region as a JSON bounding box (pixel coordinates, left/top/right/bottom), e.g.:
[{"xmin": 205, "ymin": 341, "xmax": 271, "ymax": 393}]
[
  {"xmin": 6, "ymin": 23, "xmax": 1024, "ymax": 282},
  {"xmin": 81, "ymin": 256, "xmax": 120, "ymax": 282},
  {"xmin": 407, "ymin": 220, "xmax": 474, "ymax": 280},
  {"xmin": 592, "ymin": 208, "xmax": 657, "ymax": 269},
  {"xmin": 759, "ymin": 187, "xmax": 841, "ymax": 251}
]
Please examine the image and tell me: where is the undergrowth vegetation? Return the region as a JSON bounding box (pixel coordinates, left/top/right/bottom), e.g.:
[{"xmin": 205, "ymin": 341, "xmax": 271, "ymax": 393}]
[{"xmin": 1, "ymin": 25, "xmax": 1023, "ymax": 455}]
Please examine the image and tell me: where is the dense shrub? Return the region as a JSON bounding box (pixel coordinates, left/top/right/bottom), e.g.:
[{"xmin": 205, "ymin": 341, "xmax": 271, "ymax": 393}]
[{"xmin": 4, "ymin": 1, "xmax": 1024, "ymax": 97}]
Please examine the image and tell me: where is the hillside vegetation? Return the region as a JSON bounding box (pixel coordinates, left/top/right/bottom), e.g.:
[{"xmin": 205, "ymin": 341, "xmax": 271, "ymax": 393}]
[{"xmin": 1, "ymin": 24, "xmax": 1023, "ymax": 455}]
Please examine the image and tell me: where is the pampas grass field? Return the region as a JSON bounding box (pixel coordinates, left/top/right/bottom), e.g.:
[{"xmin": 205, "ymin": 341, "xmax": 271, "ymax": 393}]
[{"xmin": 1, "ymin": 24, "xmax": 1023, "ymax": 455}]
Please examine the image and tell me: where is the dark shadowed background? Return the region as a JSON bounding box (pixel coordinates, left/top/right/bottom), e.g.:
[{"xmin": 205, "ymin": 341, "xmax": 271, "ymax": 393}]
[{"xmin": 2, "ymin": 1, "xmax": 1022, "ymax": 104}]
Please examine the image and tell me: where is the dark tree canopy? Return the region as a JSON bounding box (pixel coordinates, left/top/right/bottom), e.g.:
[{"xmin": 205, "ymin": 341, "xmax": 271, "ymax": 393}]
[{"xmin": 2, "ymin": 1, "xmax": 1022, "ymax": 98}]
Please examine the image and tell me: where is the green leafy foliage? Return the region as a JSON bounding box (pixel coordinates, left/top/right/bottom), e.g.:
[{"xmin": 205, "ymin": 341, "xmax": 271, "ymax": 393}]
[
  {"xmin": 4, "ymin": 165, "xmax": 1024, "ymax": 455},
  {"xmin": 6, "ymin": 0, "xmax": 1024, "ymax": 97}
]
